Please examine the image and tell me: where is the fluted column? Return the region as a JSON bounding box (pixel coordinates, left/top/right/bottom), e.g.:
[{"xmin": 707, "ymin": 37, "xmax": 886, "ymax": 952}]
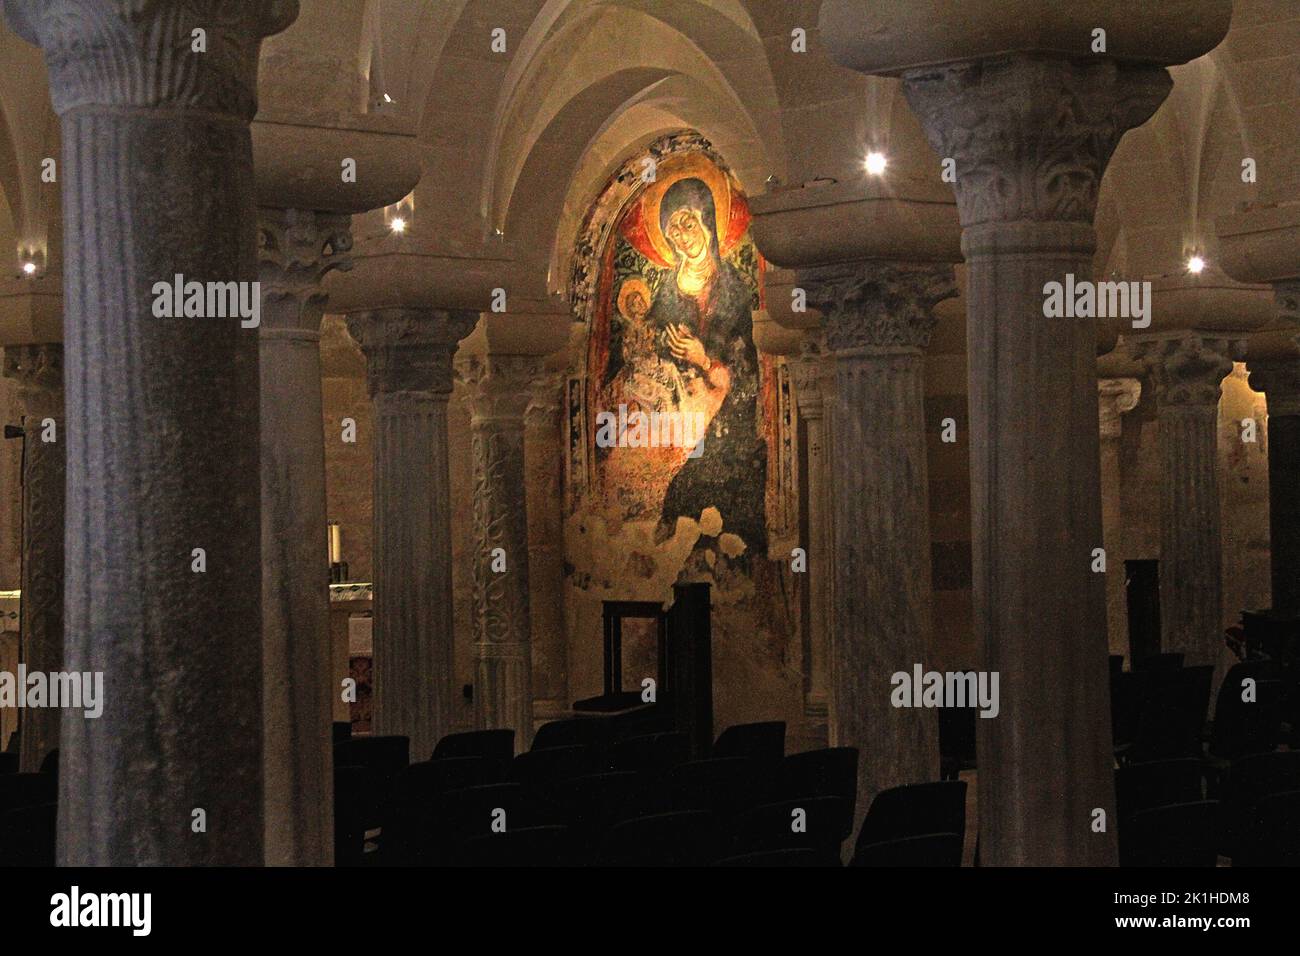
[
  {"xmin": 1, "ymin": 344, "xmax": 64, "ymax": 773},
  {"xmin": 803, "ymin": 262, "xmax": 956, "ymax": 827},
  {"xmin": 1098, "ymin": 378, "xmax": 1141, "ymax": 661},
  {"xmin": 4, "ymin": 0, "xmax": 298, "ymax": 865},
  {"xmin": 788, "ymin": 335, "xmax": 833, "ymax": 719},
  {"xmin": 1133, "ymin": 333, "xmax": 1241, "ymax": 665},
  {"xmin": 346, "ymin": 309, "xmax": 475, "ymax": 762},
  {"xmin": 257, "ymin": 208, "xmax": 351, "ymax": 866},
  {"xmin": 902, "ymin": 58, "xmax": 1172, "ymax": 865},
  {"xmin": 459, "ymin": 354, "xmax": 538, "ymax": 747}
]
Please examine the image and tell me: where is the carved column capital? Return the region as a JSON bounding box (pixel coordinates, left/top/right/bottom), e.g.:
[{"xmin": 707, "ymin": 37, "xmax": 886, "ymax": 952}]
[
  {"xmin": 1249, "ymin": 359, "xmax": 1300, "ymax": 419},
  {"xmin": 1097, "ymin": 377, "xmax": 1142, "ymax": 440},
  {"xmin": 257, "ymin": 209, "xmax": 352, "ymax": 335},
  {"xmin": 346, "ymin": 308, "xmax": 476, "ymax": 397},
  {"xmin": 457, "ymin": 354, "xmax": 543, "ymax": 423},
  {"xmin": 799, "ymin": 261, "xmax": 956, "ymax": 354},
  {"xmin": 4, "ymin": 0, "xmax": 299, "ymax": 118},
  {"xmin": 1132, "ymin": 333, "xmax": 1244, "ymax": 409},
  {"xmin": 901, "ymin": 57, "xmax": 1172, "ymax": 228},
  {"xmin": 788, "ymin": 333, "xmax": 834, "ymax": 419},
  {"xmin": 524, "ymin": 371, "xmax": 565, "ymax": 428}
]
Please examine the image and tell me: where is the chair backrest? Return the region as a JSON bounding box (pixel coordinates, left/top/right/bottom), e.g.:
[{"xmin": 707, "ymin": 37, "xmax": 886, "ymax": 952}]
[
  {"xmin": 609, "ymin": 732, "xmax": 690, "ymax": 775},
  {"xmin": 599, "ymin": 810, "xmax": 719, "ymax": 866},
  {"xmin": 0, "ymin": 754, "xmax": 17, "ymax": 776},
  {"xmin": 850, "ymin": 832, "xmax": 962, "ymax": 867},
  {"xmin": 334, "ymin": 735, "xmax": 410, "ymax": 778},
  {"xmin": 510, "ymin": 745, "xmax": 590, "ymax": 785},
  {"xmin": 1218, "ymin": 750, "xmax": 1300, "ymax": 855},
  {"xmin": 0, "ymin": 772, "xmax": 57, "ymax": 815},
  {"xmin": 458, "ymin": 825, "xmax": 573, "ymax": 867},
  {"xmin": 1129, "ymin": 665, "xmax": 1213, "ymax": 761},
  {"xmin": 667, "ymin": 757, "xmax": 765, "ymax": 816},
  {"xmin": 712, "ymin": 721, "xmax": 786, "ymax": 762},
  {"xmin": 1234, "ymin": 789, "xmax": 1300, "ymax": 866},
  {"xmin": 731, "ymin": 796, "xmax": 853, "ymax": 854},
  {"xmin": 432, "ymin": 729, "xmax": 515, "ymax": 762},
  {"xmin": 1124, "ymin": 800, "xmax": 1219, "ymax": 867},
  {"xmin": 1115, "ymin": 758, "xmax": 1204, "ymax": 822},
  {"xmin": 856, "ymin": 780, "xmax": 967, "ymax": 851},
  {"xmin": 332, "ymin": 721, "xmax": 352, "ymax": 744},
  {"xmin": 532, "ymin": 718, "xmax": 613, "ymax": 752},
  {"xmin": 1137, "ymin": 653, "xmax": 1184, "ymax": 671},
  {"xmin": 0, "ymin": 802, "xmax": 57, "ymax": 866},
  {"xmin": 1208, "ymin": 678, "xmax": 1284, "ymax": 760},
  {"xmin": 778, "ymin": 748, "xmax": 859, "ymax": 804}
]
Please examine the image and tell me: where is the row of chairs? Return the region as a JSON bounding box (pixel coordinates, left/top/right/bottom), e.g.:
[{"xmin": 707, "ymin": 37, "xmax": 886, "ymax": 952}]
[
  {"xmin": 335, "ymin": 720, "xmax": 970, "ymax": 867},
  {"xmin": 1116, "ymin": 751, "xmax": 1300, "ymax": 866}
]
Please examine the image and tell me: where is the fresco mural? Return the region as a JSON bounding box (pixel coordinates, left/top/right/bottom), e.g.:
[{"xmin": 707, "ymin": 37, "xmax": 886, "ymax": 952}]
[{"xmin": 584, "ymin": 151, "xmax": 772, "ymax": 550}]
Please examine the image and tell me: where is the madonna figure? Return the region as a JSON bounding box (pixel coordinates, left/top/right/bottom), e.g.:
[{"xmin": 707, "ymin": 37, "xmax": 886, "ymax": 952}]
[{"xmin": 646, "ymin": 176, "xmax": 767, "ymax": 548}]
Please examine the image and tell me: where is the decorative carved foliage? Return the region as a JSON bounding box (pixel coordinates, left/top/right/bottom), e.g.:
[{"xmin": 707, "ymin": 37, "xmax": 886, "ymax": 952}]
[
  {"xmin": 346, "ymin": 309, "xmax": 476, "ymax": 397},
  {"xmin": 257, "ymin": 208, "xmax": 353, "ymax": 314},
  {"xmin": 469, "ymin": 424, "xmax": 530, "ymax": 650},
  {"xmin": 902, "ymin": 57, "xmax": 1172, "ymax": 227},
  {"xmin": 1097, "ymin": 377, "xmax": 1142, "ymax": 439},
  {"xmin": 1133, "ymin": 333, "xmax": 1244, "ymax": 408},
  {"xmin": 800, "ymin": 262, "xmax": 956, "ymax": 352},
  {"xmin": 6, "ymin": 0, "xmax": 297, "ymax": 118}
]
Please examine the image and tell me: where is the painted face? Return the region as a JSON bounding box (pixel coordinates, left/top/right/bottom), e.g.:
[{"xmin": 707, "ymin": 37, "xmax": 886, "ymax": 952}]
[
  {"xmin": 624, "ymin": 290, "xmax": 648, "ymax": 320},
  {"xmin": 666, "ymin": 208, "xmax": 708, "ymax": 261}
]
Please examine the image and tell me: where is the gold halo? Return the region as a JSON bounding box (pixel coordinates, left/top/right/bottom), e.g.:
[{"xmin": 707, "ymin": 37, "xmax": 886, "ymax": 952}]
[
  {"xmin": 641, "ymin": 153, "xmax": 732, "ymax": 267},
  {"xmin": 617, "ymin": 277, "xmax": 651, "ymax": 318}
]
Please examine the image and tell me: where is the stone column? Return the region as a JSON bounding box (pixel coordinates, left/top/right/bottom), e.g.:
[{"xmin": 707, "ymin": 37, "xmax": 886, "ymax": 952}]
[
  {"xmin": 788, "ymin": 336, "xmax": 833, "ymax": 720},
  {"xmin": 4, "ymin": 0, "xmax": 297, "ymax": 865},
  {"xmin": 460, "ymin": 354, "xmax": 538, "ymax": 747},
  {"xmin": 1, "ymin": 344, "xmax": 63, "ymax": 773},
  {"xmin": 346, "ymin": 309, "xmax": 475, "ymax": 763},
  {"xmin": 1098, "ymin": 378, "xmax": 1141, "ymax": 661},
  {"xmin": 902, "ymin": 58, "xmax": 1172, "ymax": 865},
  {"xmin": 803, "ymin": 261, "xmax": 956, "ymax": 826},
  {"xmin": 1133, "ymin": 333, "xmax": 1241, "ymax": 665},
  {"xmin": 257, "ymin": 208, "xmax": 351, "ymax": 866},
  {"xmin": 1249, "ymin": 291, "xmax": 1300, "ymax": 616},
  {"xmin": 525, "ymin": 373, "xmax": 569, "ymax": 722}
]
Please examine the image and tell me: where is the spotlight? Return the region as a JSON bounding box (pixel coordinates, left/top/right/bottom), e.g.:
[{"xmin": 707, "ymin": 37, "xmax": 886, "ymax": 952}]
[
  {"xmin": 1187, "ymin": 255, "xmax": 1205, "ymax": 274},
  {"xmin": 390, "ymin": 217, "xmax": 407, "ymax": 234},
  {"xmin": 382, "ymin": 93, "xmax": 393, "ymax": 104},
  {"xmin": 864, "ymin": 152, "xmax": 887, "ymax": 176},
  {"xmin": 21, "ymin": 261, "xmax": 36, "ymax": 275}
]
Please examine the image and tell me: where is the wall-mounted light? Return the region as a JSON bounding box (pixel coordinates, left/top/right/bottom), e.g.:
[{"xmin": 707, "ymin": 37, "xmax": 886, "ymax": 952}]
[
  {"xmin": 389, "ymin": 217, "xmax": 407, "ymax": 234},
  {"xmin": 1187, "ymin": 255, "xmax": 1206, "ymax": 274},
  {"xmin": 863, "ymin": 152, "xmax": 888, "ymax": 176},
  {"xmin": 21, "ymin": 261, "xmax": 36, "ymax": 276},
  {"xmin": 382, "ymin": 93, "xmax": 393, "ymax": 104}
]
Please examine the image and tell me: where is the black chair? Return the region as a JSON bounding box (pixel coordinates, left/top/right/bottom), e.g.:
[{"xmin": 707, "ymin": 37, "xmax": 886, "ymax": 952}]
[
  {"xmin": 730, "ymin": 796, "xmax": 852, "ymax": 856},
  {"xmin": 459, "ymin": 825, "xmax": 573, "ymax": 867},
  {"xmin": 510, "ymin": 746, "xmax": 590, "ymax": 786},
  {"xmin": 712, "ymin": 721, "xmax": 786, "ymax": 763},
  {"xmin": 1115, "ymin": 759, "xmax": 1204, "ymax": 824},
  {"xmin": 854, "ymin": 781, "xmax": 967, "ymax": 853},
  {"xmin": 333, "ymin": 764, "xmax": 372, "ymax": 867},
  {"xmin": 1137, "ymin": 653, "xmax": 1184, "ymax": 671},
  {"xmin": 432, "ymin": 729, "xmax": 515, "ymax": 762},
  {"xmin": 851, "ymin": 832, "xmax": 962, "ymax": 867},
  {"xmin": 37, "ymin": 750, "xmax": 58, "ymax": 776},
  {"xmin": 335, "ymin": 735, "xmax": 410, "ymax": 780},
  {"xmin": 1110, "ymin": 669, "xmax": 1145, "ymax": 748},
  {"xmin": 531, "ymin": 718, "xmax": 613, "ymax": 753},
  {"xmin": 715, "ymin": 848, "xmax": 838, "ymax": 867},
  {"xmin": 939, "ymin": 706, "xmax": 978, "ymax": 780},
  {"xmin": 0, "ymin": 802, "xmax": 56, "ymax": 867},
  {"xmin": 422, "ymin": 783, "xmax": 554, "ymax": 865},
  {"xmin": 608, "ymin": 732, "xmax": 690, "ymax": 775},
  {"xmin": 332, "ymin": 721, "xmax": 352, "ymax": 744},
  {"xmin": 0, "ymin": 773, "xmax": 57, "ymax": 816},
  {"xmin": 1217, "ymin": 751, "xmax": 1300, "ymax": 858},
  {"xmin": 1207, "ymin": 673, "xmax": 1284, "ymax": 762},
  {"xmin": 0, "ymin": 754, "xmax": 16, "ymax": 775},
  {"xmin": 1126, "ymin": 665, "xmax": 1213, "ymax": 763},
  {"xmin": 1123, "ymin": 801, "xmax": 1219, "ymax": 866},
  {"xmin": 599, "ymin": 811, "xmax": 720, "ymax": 866},
  {"xmin": 549, "ymin": 771, "xmax": 643, "ymax": 860},
  {"xmin": 1234, "ymin": 790, "xmax": 1300, "ymax": 866},
  {"xmin": 779, "ymin": 748, "xmax": 858, "ymax": 801},
  {"xmin": 663, "ymin": 757, "xmax": 765, "ymax": 817}
]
